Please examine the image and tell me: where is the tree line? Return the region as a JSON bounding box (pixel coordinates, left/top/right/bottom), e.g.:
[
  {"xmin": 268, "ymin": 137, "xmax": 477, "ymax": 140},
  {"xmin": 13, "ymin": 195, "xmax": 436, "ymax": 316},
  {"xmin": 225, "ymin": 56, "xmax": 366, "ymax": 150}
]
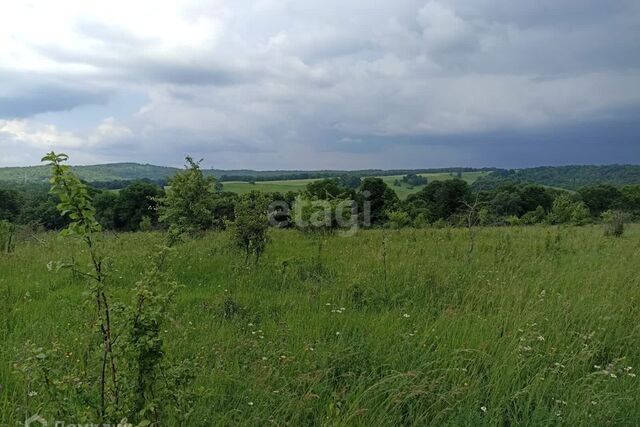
[
  {"xmin": 473, "ymin": 165, "xmax": 640, "ymax": 191},
  {"xmin": 2, "ymin": 164, "xmax": 640, "ymax": 233}
]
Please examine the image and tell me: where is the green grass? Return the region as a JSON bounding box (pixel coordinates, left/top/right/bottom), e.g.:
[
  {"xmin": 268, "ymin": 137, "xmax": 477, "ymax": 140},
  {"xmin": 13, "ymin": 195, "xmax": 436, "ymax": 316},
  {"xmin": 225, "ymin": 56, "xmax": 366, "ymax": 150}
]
[
  {"xmin": 221, "ymin": 178, "xmax": 321, "ymax": 195},
  {"xmin": 380, "ymin": 171, "xmax": 489, "ymax": 199},
  {"xmin": 2, "ymin": 225, "xmax": 640, "ymax": 425},
  {"xmin": 223, "ymin": 171, "xmax": 489, "ymax": 199}
]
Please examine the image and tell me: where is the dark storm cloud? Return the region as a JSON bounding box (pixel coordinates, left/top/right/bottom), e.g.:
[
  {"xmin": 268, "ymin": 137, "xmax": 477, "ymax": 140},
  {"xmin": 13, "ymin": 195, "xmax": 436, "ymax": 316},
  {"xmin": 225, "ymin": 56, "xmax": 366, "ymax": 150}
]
[{"xmin": 0, "ymin": 72, "xmax": 110, "ymax": 118}]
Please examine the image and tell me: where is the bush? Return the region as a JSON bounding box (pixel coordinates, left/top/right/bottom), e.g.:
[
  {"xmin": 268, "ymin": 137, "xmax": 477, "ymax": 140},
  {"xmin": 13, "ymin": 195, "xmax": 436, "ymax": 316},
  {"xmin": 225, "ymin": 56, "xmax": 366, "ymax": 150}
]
[
  {"xmin": 521, "ymin": 206, "xmax": 546, "ymax": 225},
  {"xmin": 387, "ymin": 211, "xmax": 411, "ymax": 229},
  {"xmin": 139, "ymin": 215, "xmax": 153, "ymax": 232},
  {"xmin": 548, "ymin": 194, "xmax": 590, "ymax": 225},
  {"xmin": 571, "ymin": 202, "xmax": 590, "ymax": 225},
  {"xmin": 233, "ymin": 191, "xmax": 270, "ymax": 263},
  {"xmin": 0, "ymin": 220, "xmax": 16, "ymax": 253},
  {"xmin": 413, "ymin": 213, "xmax": 429, "ymax": 228},
  {"xmin": 477, "ymin": 207, "xmax": 496, "ymax": 226},
  {"xmin": 602, "ymin": 210, "xmax": 627, "ymax": 237},
  {"xmin": 293, "ymin": 196, "xmax": 357, "ymax": 234},
  {"xmin": 505, "ymin": 215, "xmax": 521, "ymax": 226}
]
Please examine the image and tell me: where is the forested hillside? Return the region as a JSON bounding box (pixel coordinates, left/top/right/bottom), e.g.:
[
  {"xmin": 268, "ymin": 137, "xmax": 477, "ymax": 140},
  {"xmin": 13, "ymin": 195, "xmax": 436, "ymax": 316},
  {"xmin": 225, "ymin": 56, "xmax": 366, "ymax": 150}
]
[
  {"xmin": 473, "ymin": 165, "xmax": 640, "ymax": 190},
  {"xmin": 0, "ymin": 163, "xmax": 178, "ymax": 184},
  {"xmin": 2, "ymin": 163, "xmax": 640, "ymax": 191},
  {"xmin": 0, "ymin": 163, "xmax": 490, "ymax": 184}
]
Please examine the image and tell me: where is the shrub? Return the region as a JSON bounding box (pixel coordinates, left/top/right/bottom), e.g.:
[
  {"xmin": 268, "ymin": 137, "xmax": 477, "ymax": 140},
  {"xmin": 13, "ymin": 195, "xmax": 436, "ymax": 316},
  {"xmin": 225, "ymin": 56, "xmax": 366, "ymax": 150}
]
[
  {"xmin": 549, "ymin": 194, "xmax": 590, "ymax": 225},
  {"xmin": 521, "ymin": 206, "xmax": 546, "ymax": 225},
  {"xmin": 387, "ymin": 210, "xmax": 411, "ymax": 229},
  {"xmin": 0, "ymin": 220, "xmax": 16, "ymax": 253},
  {"xmin": 139, "ymin": 215, "xmax": 153, "ymax": 231},
  {"xmin": 477, "ymin": 207, "xmax": 495, "ymax": 226},
  {"xmin": 602, "ymin": 210, "xmax": 627, "ymax": 237},
  {"xmin": 413, "ymin": 212, "xmax": 429, "ymax": 228},
  {"xmin": 571, "ymin": 202, "xmax": 590, "ymax": 225},
  {"xmin": 233, "ymin": 191, "xmax": 270, "ymax": 263},
  {"xmin": 505, "ymin": 215, "xmax": 521, "ymax": 226},
  {"xmin": 293, "ymin": 196, "xmax": 357, "ymax": 234}
]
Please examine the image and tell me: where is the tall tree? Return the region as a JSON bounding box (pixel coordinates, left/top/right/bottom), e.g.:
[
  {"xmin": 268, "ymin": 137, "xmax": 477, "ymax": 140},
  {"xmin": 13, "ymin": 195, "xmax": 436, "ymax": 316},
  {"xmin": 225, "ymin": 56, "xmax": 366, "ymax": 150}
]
[
  {"xmin": 359, "ymin": 178, "xmax": 399, "ymax": 225},
  {"xmin": 158, "ymin": 157, "xmax": 218, "ymax": 233},
  {"xmin": 113, "ymin": 181, "xmax": 163, "ymax": 231}
]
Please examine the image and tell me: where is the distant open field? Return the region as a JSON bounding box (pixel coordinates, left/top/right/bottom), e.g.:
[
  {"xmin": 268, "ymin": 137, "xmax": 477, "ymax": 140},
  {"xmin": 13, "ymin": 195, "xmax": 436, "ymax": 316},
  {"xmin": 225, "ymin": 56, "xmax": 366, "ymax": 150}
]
[
  {"xmin": 2, "ymin": 225, "xmax": 640, "ymax": 424},
  {"xmin": 223, "ymin": 171, "xmax": 490, "ymax": 199}
]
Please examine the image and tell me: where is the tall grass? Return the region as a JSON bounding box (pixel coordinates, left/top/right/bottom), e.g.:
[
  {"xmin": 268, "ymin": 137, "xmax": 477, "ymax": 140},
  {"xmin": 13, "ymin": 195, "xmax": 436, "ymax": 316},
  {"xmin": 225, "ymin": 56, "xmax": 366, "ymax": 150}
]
[{"xmin": 1, "ymin": 225, "xmax": 639, "ymax": 425}]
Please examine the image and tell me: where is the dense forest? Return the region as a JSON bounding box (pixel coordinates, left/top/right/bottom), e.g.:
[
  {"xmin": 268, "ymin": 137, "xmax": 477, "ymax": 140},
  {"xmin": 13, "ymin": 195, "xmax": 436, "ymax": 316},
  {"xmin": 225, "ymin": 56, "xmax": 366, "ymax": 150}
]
[{"xmin": 472, "ymin": 165, "xmax": 640, "ymax": 191}]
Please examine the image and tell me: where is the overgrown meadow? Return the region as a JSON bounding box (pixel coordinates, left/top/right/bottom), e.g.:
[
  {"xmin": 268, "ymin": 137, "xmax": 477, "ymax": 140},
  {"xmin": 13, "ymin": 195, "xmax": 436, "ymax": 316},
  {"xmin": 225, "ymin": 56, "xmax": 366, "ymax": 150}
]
[{"xmin": 2, "ymin": 225, "xmax": 639, "ymax": 425}]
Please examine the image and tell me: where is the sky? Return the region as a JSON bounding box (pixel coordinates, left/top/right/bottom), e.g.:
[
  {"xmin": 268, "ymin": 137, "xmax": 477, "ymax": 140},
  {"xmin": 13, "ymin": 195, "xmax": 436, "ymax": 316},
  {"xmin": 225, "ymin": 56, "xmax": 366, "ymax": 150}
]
[{"xmin": 0, "ymin": 0, "xmax": 639, "ymax": 170}]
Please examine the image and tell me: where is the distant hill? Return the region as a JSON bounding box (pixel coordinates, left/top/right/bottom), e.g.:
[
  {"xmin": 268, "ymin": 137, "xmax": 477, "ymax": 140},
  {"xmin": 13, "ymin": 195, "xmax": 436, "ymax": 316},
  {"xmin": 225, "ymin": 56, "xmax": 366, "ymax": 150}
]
[
  {"xmin": 472, "ymin": 165, "xmax": 640, "ymax": 191},
  {"xmin": 0, "ymin": 163, "xmax": 491, "ymax": 185},
  {"xmin": 0, "ymin": 163, "xmax": 178, "ymax": 184},
  {"xmin": 2, "ymin": 162, "xmax": 639, "ymax": 190}
]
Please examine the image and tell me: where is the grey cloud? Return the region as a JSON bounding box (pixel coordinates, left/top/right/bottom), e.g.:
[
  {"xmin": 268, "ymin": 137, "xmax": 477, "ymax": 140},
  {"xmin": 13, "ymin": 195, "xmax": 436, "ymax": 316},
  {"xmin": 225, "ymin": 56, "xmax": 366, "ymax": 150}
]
[
  {"xmin": 1, "ymin": 0, "xmax": 640, "ymax": 168},
  {"xmin": 0, "ymin": 72, "xmax": 110, "ymax": 118}
]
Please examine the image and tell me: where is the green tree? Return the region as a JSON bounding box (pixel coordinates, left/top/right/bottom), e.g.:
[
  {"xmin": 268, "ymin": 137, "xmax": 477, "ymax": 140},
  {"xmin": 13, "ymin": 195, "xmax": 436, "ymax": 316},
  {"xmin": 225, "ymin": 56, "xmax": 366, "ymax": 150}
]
[
  {"xmin": 0, "ymin": 220, "xmax": 16, "ymax": 253},
  {"xmin": 621, "ymin": 185, "xmax": 640, "ymax": 218},
  {"xmin": 338, "ymin": 174, "xmax": 362, "ymax": 190},
  {"xmin": 519, "ymin": 184, "xmax": 553, "ymax": 213},
  {"xmin": 521, "ymin": 206, "xmax": 547, "ymax": 225},
  {"xmin": 0, "ymin": 188, "xmax": 21, "ymax": 221},
  {"xmin": 549, "ymin": 194, "xmax": 590, "ymax": 225},
  {"xmin": 359, "ymin": 177, "xmax": 399, "ymax": 225},
  {"xmin": 233, "ymin": 191, "xmax": 270, "ymax": 263},
  {"xmin": 38, "ymin": 153, "xmax": 193, "ymax": 422},
  {"xmin": 93, "ymin": 190, "xmax": 118, "ymax": 229},
  {"xmin": 114, "ymin": 181, "xmax": 163, "ymax": 231},
  {"xmin": 578, "ymin": 185, "xmax": 624, "ymax": 217},
  {"xmin": 602, "ymin": 210, "xmax": 627, "ymax": 237},
  {"xmin": 159, "ymin": 157, "xmax": 218, "ymax": 233},
  {"xmin": 387, "ymin": 210, "xmax": 411, "ymax": 229},
  {"xmin": 401, "ymin": 173, "xmax": 428, "ymax": 186},
  {"xmin": 406, "ymin": 179, "xmax": 469, "ymax": 222}
]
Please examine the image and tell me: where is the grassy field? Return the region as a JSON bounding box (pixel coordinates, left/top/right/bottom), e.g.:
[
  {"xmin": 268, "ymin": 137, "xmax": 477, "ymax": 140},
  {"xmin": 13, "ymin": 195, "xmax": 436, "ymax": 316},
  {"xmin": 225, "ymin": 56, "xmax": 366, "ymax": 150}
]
[
  {"xmin": 380, "ymin": 171, "xmax": 489, "ymax": 199},
  {"xmin": 221, "ymin": 178, "xmax": 320, "ymax": 195},
  {"xmin": 223, "ymin": 171, "xmax": 489, "ymax": 199},
  {"xmin": 2, "ymin": 225, "xmax": 640, "ymax": 425}
]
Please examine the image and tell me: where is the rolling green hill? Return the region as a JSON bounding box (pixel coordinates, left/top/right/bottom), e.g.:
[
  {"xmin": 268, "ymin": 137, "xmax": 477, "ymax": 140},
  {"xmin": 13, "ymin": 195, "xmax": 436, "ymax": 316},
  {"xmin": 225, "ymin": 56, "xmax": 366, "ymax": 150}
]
[
  {"xmin": 0, "ymin": 163, "xmax": 490, "ymax": 184},
  {"xmin": 0, "ymin": 163, "xmax": 178, "ymax": 183},
  {"xmin": 3, "ymin": 163, "xmax": 639, "ymax": 195}
]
